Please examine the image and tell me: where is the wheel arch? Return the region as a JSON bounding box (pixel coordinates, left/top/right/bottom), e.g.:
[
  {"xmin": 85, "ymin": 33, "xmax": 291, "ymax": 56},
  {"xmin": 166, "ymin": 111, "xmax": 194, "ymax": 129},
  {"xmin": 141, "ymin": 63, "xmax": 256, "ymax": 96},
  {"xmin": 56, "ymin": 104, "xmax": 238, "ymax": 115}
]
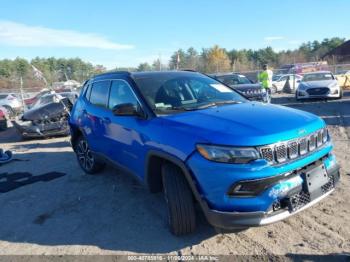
[
  {"xmin": 70, "ymin": 126, "xmax": 84, "ymax": 150},
  {"xmin": 145, "ymin": 150, "xmax": 194, "ymax": 194}
]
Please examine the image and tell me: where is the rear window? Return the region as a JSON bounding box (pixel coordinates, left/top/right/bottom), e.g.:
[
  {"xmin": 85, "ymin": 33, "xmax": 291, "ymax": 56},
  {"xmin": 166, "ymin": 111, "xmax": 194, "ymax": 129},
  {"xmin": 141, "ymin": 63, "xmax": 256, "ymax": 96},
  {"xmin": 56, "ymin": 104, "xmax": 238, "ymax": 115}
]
[{"xmin": 89, "ymin": 81, "xmax": 110, "ymax": 107}]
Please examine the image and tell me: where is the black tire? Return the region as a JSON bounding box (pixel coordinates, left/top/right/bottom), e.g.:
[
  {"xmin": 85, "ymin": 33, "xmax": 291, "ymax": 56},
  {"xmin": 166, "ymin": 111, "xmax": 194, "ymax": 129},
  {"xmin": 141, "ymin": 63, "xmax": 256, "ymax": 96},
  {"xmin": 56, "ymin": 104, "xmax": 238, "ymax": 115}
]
[
  {"xmin": 74, "ymin": 136, "xmax": 105, "ymax": 174},
  {"xmin": 295, "ymin": 93, "xmax": 300, "ymax": 101},
  {"xmin": 162, "ymin": 163, "xmax": 196, "ymax": 236}
]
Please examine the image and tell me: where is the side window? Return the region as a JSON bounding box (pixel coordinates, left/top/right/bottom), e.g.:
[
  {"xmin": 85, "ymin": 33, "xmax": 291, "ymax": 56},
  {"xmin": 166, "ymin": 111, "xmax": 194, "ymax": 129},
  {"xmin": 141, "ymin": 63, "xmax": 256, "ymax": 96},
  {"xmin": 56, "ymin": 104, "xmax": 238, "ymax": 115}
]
[
  {"xmin": 108, "ymin": 80, "xmax": 138, "ymax": 110},
  {"xmin": 89, "ymin": 80, "xmax": 110, "ymax": 107},
  {"xmin": 85, "ymin": 84, "xmax": 92, "ymax": 100}
]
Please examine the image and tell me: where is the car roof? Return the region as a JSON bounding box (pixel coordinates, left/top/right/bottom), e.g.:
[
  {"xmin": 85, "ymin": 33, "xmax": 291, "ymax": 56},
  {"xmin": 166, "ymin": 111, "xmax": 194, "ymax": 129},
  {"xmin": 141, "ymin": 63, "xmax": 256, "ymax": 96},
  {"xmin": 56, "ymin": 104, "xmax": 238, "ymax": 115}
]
[
  {"xmin": 92, "ymin": 70, "xmax": 204, "ymax": 81},
  {"xmin": 303, "ymin": 71, "xmax": 332, "ymax": 75},
  {"xmin": 211, "ymin": 73, "xmax": 243, "ymax": 77}
]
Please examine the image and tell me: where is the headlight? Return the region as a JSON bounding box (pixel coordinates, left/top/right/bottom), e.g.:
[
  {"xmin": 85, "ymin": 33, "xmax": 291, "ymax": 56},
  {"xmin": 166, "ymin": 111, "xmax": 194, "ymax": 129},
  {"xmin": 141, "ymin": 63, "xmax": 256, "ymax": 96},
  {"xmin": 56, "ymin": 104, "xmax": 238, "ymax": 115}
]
[
  {"xmin": 196, "ymin": 144, "xmax": 260, "ymax": 164},
  {"xmin": 298, "ymin": 85, "xmax": 306, "ymax": 90},
  {"xmin": 261, "ymin": 88, "xmax": 267, "ymax": 94},
  {"xmin": 329, "ymin": 83, "xmax": 338, "ymax": 88}
]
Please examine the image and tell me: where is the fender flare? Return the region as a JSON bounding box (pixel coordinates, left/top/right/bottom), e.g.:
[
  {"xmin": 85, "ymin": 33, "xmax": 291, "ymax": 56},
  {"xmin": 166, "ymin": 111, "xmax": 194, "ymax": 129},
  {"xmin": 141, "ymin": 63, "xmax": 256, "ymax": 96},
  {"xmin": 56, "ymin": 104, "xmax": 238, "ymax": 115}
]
[{"xmin": 145, "ymin": 150, "xmax": 211, "ymax": 214}]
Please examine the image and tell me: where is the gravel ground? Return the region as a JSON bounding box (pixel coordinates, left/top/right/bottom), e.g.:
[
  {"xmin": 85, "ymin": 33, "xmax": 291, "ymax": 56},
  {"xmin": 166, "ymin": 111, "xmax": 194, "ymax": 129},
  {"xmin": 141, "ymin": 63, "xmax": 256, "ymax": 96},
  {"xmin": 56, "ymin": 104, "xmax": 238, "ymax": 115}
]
[{"xmin": 0, "ymin": 92, "xmax": 349, "ymax": 257}]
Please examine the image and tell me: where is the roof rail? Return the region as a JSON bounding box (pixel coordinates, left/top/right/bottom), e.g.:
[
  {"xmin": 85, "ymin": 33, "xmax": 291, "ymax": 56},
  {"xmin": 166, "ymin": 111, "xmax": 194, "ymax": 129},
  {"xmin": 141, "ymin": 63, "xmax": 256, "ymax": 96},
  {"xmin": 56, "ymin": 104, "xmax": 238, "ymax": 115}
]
[
  {"xmin": 181, "ymin": 69, "xmax": 198, "ymax": 72},
  {"xmin": 93, "ymin": 71, "xmax": 131, "ymax": 78}
]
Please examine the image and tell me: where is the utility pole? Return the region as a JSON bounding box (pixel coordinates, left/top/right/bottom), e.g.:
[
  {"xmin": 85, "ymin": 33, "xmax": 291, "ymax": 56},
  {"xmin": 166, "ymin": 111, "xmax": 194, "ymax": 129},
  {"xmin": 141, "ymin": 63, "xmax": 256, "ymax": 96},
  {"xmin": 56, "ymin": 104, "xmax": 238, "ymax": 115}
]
[
  {"xmin": 19, "ymin": 76, "xmax": 25, "ymax": 111},
  {"xmin": 159, "ymin": 53, "xmax": 162, "ymax": 71}
]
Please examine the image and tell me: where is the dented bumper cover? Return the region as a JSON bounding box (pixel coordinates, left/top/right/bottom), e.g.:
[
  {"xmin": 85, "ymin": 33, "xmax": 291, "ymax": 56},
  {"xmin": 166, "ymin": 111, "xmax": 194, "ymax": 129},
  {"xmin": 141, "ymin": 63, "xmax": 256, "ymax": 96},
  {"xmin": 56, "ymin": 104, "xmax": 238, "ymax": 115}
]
[{"xmin": 186, "ymin": 143, "xmax": 340, "ymax": 229}]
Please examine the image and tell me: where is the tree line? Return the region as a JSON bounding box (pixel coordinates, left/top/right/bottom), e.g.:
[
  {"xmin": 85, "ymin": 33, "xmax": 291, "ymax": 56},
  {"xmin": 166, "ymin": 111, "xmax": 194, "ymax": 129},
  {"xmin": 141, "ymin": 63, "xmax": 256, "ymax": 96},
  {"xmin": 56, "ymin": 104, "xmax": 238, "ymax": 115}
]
[{"xmin": 0, "ymin": 37, "xmax": 345, "ymax": 90}]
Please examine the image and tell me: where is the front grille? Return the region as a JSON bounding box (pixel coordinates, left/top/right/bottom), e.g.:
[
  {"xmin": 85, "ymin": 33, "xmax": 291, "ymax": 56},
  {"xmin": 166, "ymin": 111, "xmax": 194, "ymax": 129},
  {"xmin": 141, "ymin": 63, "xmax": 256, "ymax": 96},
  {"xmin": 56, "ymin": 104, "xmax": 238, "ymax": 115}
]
[
  {"xmin": 275, "ymin": 144, "xmax": 287, "ymax": 163},
  {"xmin": 289, "ymin": 191, "xmax": 311, "ymax": 211},
  {"xmin": 288, "ymin": 141, "xmax": 298, "ymax": 159},
  {"xmin": 261, "ymin": 147, "xmax": 274, "ymax": 163},
  {"xmin": 259, "ymin": 128, "xmax": 328, "ymax": 165},
  {"xmin": 307, "ymin": 88, "xmax": 329, "ymax": 95},
  {"xmin": 321, "ymin": 176, "xmax": 334, "ymax": 193},
  {"xmin": 243, "ymin": 89, "xmax": 262, "ymax": 96},
  {"xmin": 308, "ymin": 134, "xmax": 317, "ymax": 151}
]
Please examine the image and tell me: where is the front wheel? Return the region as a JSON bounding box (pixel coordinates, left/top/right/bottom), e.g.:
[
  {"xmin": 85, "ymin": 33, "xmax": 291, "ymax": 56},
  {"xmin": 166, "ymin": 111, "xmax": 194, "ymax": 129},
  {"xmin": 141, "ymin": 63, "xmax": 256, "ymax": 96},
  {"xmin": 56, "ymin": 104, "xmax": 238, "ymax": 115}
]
[
  {"xmin": 74, "ymin": 136, "xmax": 105, "ymax": 174},
  {"xmin": 162, "ymin": 163, "xmax": 196, "ymax": 236}
]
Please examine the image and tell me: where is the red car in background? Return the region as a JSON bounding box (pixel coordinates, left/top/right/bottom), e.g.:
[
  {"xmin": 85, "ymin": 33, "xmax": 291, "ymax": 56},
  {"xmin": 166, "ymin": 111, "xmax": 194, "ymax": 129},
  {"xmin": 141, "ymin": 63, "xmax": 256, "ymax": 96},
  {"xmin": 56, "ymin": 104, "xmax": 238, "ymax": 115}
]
[
  {"xmin": 0, "ymin": 106, "xmax": 8, "ymax": 131},
  {"xmin": 24, "ymin": 90, "xmax": 52, "ymax": 108}
]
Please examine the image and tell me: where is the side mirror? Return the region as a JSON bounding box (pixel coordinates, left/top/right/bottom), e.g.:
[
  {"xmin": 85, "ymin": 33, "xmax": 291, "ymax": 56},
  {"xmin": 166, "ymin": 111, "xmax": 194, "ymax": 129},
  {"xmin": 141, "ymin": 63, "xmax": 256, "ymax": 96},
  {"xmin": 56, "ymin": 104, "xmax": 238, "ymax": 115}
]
[
  {"xmin": 112, "ymin": 103, "xmax": 145, "ymax": 118},
  {"xmin": 296, "ymin": 80, "xmax": 301, "ymax": 83}
]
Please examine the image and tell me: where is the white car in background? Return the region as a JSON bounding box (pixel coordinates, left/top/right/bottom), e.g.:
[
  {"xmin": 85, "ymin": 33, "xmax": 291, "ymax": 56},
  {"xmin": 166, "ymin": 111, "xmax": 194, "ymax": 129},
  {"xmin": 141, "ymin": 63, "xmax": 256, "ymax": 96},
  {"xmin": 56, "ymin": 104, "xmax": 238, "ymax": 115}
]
[
  {"xmin": 272, "ymin": 74, "xmax": 302, "ymax": 93},
  {"xmin": 0, "ymin": 93, "xmax": 23, "ymax": 116},
  {"xmin": 296, "ymin": 71, "xmax": 343, "ymax": 100}
]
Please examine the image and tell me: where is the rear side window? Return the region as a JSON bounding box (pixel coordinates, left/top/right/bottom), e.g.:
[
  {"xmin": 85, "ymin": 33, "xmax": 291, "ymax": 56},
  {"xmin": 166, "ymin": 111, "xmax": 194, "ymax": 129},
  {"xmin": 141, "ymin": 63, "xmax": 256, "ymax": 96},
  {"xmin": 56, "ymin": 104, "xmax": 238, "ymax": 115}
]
[
  {"xmin": 108, "ymin": 80, "xmax": 138, "ymax": 109},
  {"xmin": 89, "ymin": 81, "xmax": 110, "ymax": 107}
]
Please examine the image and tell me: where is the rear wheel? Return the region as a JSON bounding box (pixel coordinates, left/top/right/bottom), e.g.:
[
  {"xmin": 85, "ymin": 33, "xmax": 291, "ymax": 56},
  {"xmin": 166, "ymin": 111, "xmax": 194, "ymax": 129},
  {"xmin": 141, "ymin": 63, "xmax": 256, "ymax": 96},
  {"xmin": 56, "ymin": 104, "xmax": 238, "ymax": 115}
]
[
  {"xmin": 74, "ymin": 136, "xmax": 105, "ymax": 174},
  {"xmin": 162, "ymin": 163, "xmax": 196, "ymax": 236}
]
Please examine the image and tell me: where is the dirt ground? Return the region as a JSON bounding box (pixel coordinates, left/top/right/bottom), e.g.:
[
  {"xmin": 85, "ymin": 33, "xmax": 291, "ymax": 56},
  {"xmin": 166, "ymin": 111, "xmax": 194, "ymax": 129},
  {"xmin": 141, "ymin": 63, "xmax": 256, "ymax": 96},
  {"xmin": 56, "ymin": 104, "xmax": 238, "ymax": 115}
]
[{"xmin": 0, "ymin": 92, "xmax": 349, "ymax": 257}]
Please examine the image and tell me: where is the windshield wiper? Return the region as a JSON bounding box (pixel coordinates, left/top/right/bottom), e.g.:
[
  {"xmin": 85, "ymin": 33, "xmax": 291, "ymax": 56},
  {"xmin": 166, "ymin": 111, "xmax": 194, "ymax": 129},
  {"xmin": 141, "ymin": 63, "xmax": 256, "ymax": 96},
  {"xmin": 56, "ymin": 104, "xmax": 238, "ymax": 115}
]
[{"xmin": 194, "ymin": 100, "xmax": 242, "ymax": 109}]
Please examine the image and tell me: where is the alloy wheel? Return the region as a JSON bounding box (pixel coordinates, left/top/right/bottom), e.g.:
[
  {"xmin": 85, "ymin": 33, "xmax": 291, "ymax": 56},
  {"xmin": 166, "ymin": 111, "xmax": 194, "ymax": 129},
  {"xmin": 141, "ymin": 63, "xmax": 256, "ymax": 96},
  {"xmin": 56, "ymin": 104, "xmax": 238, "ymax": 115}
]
[{"xmin": 76, "ymin": 139, "xmax": 94, "ymax": 171}]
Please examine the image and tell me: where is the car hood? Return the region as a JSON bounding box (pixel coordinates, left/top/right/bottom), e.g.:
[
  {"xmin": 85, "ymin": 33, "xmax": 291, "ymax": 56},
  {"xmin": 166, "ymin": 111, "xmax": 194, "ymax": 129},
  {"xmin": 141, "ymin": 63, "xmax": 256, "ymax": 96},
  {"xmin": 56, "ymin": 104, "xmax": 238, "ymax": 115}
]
[
  {"xmin": 161, "ymin": 102, "xmax": 324, "ymax": 146},
  {"xmin": 231, "ymin": 84, "xmax": 262, "ymax": 91},
  {"xmin": 300, "ymin": 80, "xmax": 336, "ymax": 88}
]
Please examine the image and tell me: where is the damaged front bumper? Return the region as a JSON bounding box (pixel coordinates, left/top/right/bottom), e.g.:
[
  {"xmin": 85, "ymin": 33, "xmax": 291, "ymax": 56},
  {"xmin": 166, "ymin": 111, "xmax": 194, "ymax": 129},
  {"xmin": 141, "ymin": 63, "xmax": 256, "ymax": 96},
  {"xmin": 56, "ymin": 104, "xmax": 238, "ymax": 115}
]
[
  {"xmin": 203, "ymin": 163, "xmax": 340, "ymax": 229},
  {"xmin": 12, "ymin": 119, "xmax": 70, "ymax": 138}
]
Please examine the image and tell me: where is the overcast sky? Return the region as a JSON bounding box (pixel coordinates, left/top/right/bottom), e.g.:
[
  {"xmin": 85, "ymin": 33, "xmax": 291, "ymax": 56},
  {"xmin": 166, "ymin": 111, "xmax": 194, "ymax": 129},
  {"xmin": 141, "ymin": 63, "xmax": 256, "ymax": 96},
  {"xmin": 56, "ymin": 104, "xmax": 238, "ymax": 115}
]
[{"xmin": 0, "ymin": 0, "xmax": 348, "ymax": 68}]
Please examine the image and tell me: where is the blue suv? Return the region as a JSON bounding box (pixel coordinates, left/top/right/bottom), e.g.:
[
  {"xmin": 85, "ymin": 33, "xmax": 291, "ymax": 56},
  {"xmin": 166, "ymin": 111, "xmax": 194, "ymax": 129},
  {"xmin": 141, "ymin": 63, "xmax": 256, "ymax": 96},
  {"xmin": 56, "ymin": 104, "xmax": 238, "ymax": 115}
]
[{"xmin": 69, "ymin": 71, "xmax": 340, "ymax": 235}]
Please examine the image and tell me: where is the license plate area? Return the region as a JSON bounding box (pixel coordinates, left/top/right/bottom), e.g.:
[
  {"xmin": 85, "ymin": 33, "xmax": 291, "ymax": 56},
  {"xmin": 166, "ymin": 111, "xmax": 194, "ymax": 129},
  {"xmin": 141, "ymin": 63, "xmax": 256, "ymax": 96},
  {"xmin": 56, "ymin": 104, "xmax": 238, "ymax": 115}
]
[{"xmin": 302, "ymin": 164, "xmax": 329, "ymax": 200}]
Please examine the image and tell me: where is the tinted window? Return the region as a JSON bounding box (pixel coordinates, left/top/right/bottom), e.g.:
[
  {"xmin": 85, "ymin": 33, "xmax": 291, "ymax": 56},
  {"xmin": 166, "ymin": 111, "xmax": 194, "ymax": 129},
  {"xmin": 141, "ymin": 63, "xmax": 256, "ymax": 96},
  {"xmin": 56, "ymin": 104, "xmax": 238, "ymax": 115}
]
[
  {"xmin": 108, "ymin": 80, "xmax": 138, "ymax": 109},
  {"xmin": 133, "ymin": 73, "xmax": 246, "ymax": 114},
  {"xmin": 90, "ymin": 81, "xmax": 110, "ymax": 107},
  {"xmin": 85, "ymin": 84, "xmax": 92, "ymax": 100},
  {"xmin": 302, "ymin": 73, "xmax": 334, "ymax": 82},
  {"xmin": 217, "ymin": 75, "xmax": 250, "ymax": 85}
]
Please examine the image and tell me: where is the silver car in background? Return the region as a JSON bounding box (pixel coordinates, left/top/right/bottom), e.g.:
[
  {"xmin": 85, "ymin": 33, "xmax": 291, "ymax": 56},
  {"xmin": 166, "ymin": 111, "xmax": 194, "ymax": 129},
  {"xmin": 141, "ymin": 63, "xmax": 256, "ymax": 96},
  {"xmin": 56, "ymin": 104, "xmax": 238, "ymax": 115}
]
[
  {"xmin": 296, "ymin": 71, "xmax": 343, "ymax": 100},
  {"xmin": 0, "ymin": 93, "xmax": 23, "ymax": 116}
]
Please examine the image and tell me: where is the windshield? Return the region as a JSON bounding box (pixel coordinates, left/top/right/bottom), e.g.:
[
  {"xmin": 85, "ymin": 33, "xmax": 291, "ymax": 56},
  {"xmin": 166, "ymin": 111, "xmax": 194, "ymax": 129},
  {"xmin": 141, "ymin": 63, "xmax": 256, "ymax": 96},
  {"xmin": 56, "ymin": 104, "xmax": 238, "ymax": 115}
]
[
  {"xmin": 134, "ymin": 73, "xmax": 246, "ymax": 114},
  {"xmin": 302, "ymin": 73, "xmax": 334, "ymax": 82},
  {"xmin": 272, "ymin": 75, "xmax": 282, "ymax": 81},
  {"xmin": 216, "ymin": 74, "xmax": 251, "ymax": 85}
]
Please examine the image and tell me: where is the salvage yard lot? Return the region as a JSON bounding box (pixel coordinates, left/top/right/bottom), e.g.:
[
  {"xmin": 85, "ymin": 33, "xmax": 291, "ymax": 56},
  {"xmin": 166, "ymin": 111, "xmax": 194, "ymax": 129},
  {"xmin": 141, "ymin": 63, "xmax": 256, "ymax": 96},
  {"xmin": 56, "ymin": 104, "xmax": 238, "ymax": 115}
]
[{"xmin": 0, "ymin": 92, "xmax": 349, "ymax": 256}]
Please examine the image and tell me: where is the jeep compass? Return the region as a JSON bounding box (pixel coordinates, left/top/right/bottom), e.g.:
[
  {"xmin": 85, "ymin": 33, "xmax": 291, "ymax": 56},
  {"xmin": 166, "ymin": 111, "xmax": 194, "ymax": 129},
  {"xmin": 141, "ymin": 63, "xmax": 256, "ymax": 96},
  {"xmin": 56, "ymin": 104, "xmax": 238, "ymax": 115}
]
[{"xmin": 69, "ymin": 71, "xmax": 340, "ymax": 235}]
